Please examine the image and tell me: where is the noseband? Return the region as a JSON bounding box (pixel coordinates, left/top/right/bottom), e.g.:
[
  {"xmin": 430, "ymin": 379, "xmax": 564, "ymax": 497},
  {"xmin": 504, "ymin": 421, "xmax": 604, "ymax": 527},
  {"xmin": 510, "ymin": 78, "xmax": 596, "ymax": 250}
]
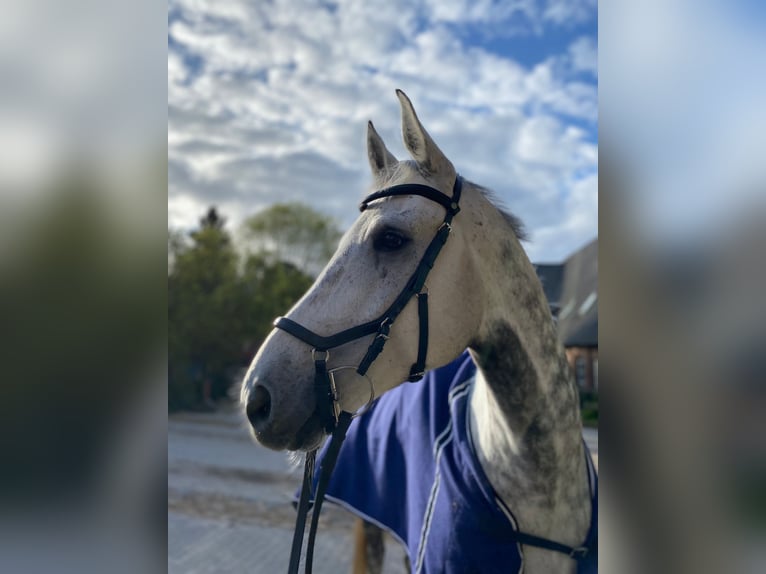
[{"xmin": 276, "ymin": 176, "xmax": 462, "ymax": 574}]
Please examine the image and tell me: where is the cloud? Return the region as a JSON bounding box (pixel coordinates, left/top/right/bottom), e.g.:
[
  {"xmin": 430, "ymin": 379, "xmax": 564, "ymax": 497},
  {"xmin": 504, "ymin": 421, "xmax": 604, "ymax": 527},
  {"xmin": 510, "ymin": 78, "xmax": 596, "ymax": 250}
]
[
  {"xmin": 568, "ymin": 35, "xmax": 598, "ymax": 76},
  {"xmin": 422, "ymin": 0, "xmax": 596, "ymax": 36},
  {"xmin": 526, "ymin": 171, "xmax": 598, "ymax": 262},
  {"xmin": 168, "ymin": 0, "xmax": 598, "ymax": 262},
  {"xmin": 423, "ymin": 0, "xmax": 539, "ymax": 29},
  {"xmin": 543, "ymin": 0, "xmax": 597, "ymax": 26}
]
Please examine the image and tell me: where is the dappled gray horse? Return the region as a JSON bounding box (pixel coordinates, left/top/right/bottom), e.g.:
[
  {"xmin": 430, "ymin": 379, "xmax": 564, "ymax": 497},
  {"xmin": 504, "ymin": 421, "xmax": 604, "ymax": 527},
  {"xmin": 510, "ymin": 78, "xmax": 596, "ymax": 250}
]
[{"xmin": 242, "ymin": 91, "xmax": 596, "ymax": 573}]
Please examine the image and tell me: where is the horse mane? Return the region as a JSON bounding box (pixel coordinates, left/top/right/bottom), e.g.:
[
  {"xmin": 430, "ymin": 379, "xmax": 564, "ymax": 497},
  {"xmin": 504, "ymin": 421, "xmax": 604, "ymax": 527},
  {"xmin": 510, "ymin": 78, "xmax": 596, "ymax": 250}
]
[
  {"xmin": 380, "ymin": 160, "xmax": 528, "ymax": 242},
  {"xmin": 471, "ymin": 182, "xmax": 528, "ymax": 242}
]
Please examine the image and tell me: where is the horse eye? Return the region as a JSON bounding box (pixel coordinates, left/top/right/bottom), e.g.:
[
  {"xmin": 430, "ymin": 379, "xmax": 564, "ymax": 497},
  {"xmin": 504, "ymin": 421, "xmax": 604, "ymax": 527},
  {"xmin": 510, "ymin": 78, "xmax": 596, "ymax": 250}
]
[{"xmin": 373, "ymin": 229, "xmax": 410, "ymax": 252}]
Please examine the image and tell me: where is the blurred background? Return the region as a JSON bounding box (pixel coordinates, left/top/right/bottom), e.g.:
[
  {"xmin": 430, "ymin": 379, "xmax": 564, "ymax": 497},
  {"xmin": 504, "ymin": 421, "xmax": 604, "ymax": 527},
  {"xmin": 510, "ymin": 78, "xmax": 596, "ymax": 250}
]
[
  {"xmin": 0, "ymin": 0, "xmax": 166, "ymax": 573},
  {"xmin": 600, "ymin": 1, "xmax": 766, "ymax": 572},
  {"xmin": 1, "ymin": 0, "xmax": 764, "ymax": 573}
]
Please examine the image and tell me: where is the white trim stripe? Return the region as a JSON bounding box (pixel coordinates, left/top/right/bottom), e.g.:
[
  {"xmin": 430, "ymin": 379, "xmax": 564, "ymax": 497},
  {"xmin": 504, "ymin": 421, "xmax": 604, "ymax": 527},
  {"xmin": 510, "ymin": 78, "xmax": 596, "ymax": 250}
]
[
  {"xmin": 413, "ymin": 382, "xmax": 473, "ymax": 574},
  {"xmin": 431, "ymin": 419, "xmax": 453, "ymax": 458},
  {"xmin": 447, "ymin": 379, "xmax": 472, "ymax": 402},
  {"xmin": 323, "ymin": 494, "xmax": 410, "ymax": 553},
  {"xmin": 494, "ymin": 498, "xmax": 525, "ymax": 574},
  {"xmin": 414, "ymin": 427, "xmax": 452, "ymax": 573},
  {"xmin": 462, "ymin": 378, "xmax": 524, "ymax": 574}
]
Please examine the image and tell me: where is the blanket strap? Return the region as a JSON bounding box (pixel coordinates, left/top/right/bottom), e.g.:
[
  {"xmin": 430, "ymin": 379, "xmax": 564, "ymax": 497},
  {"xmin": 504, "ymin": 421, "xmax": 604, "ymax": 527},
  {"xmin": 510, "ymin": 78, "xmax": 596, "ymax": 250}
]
[{"xmin": 506, "ymin": 529, "xmax": 593, "ymax": 560}]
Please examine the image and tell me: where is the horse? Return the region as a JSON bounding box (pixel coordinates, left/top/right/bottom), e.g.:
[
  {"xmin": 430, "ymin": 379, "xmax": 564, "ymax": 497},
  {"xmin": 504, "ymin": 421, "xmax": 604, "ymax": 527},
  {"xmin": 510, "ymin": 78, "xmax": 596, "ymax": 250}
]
[{"xmin": 242, "ymin": 90, "xmax": 596, "ymax": 573}]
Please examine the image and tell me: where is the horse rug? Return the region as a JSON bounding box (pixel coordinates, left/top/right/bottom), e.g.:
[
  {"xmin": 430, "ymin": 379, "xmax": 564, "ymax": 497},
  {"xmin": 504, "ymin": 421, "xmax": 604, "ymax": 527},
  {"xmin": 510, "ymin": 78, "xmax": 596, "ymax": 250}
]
[{"xmin": 304, "ymin": 352, "xmax": 598, "ymax": 573}]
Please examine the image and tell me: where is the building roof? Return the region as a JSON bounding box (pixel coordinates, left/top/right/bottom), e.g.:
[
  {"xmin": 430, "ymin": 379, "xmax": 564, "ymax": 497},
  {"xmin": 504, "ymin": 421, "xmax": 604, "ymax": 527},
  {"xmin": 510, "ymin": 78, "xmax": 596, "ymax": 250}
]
[
  {"xmin": 534, "ymin": 238, "xmax": 598, "ymax": 348},
  {"xmin": 533, "ymin": 263, "xmax": 565, "ymax": 311}
]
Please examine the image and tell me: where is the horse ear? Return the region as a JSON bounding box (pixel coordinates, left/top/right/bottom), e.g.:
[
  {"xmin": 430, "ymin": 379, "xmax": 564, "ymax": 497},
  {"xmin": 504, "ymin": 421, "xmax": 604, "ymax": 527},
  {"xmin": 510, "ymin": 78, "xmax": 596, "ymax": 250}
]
[
  {"xmin": 367, "ymin": 121, "xmax": 398, "ymax": 179},
  {"xmin": 396, "ymin": 89, "xmax": 455, "ymax": 178}
]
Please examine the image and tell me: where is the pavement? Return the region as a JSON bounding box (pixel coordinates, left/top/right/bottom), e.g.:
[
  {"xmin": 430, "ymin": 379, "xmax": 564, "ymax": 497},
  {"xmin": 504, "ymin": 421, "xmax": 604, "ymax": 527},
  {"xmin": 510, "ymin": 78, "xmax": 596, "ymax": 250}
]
[
  {"xmin": 169, "ymin": 401, "xmax": 598, "ymax": 574},
  {"xmin": 168, "ymin": 402, "xmax": 408, "ymax": 574}
]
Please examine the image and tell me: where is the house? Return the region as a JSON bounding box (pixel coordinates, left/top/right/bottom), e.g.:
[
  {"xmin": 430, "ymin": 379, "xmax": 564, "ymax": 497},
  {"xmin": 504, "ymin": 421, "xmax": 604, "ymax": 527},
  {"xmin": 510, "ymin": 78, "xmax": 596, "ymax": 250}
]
[{"xmin": 534, "ymin": 238, "xmax": 598, "ymax": 392}]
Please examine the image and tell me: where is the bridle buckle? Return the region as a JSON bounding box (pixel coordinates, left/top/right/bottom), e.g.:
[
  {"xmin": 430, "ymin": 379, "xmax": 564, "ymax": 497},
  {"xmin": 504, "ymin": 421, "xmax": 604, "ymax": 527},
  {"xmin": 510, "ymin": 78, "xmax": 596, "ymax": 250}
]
[
  {"xmin": 328, "ymin": 373, "xmax": 341, "ymax": 423},
  {"xmin": 311, "ymin": 349, "xmax": 329, "ymax": 362},
  {"xmin": 375, "ymin": 318, "xmax": 391, "ymax": 341}
]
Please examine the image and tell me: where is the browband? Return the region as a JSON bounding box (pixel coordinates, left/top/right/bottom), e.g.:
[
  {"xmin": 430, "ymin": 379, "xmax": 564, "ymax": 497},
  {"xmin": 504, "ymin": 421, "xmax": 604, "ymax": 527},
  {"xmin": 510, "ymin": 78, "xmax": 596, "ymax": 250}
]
[{"xmin": 360, "ymin": 182, "xmax": 461, "ymax": 215}]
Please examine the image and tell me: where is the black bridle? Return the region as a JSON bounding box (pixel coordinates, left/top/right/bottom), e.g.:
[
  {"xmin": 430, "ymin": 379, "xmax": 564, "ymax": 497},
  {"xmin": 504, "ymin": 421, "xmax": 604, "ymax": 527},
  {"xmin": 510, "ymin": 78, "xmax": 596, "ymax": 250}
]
[{"xmin": 277, "ymin": 176, "xmax": 463, "ymax": 574}]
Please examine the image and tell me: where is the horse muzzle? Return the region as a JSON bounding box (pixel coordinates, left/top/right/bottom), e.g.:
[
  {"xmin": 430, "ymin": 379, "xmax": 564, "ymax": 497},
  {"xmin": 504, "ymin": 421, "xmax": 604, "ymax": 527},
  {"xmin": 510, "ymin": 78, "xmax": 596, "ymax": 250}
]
[{"xmin": 244, "ymin": 372, "xmax": 324, "ymax": 451}]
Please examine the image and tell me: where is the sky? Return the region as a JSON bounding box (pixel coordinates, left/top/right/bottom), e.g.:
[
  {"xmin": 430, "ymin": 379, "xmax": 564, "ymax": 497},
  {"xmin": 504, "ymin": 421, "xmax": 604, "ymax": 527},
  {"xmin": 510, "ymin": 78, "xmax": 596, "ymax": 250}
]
[{"xmin": 168, "ymin": 0, "xmax": 598, "ymax": 263}]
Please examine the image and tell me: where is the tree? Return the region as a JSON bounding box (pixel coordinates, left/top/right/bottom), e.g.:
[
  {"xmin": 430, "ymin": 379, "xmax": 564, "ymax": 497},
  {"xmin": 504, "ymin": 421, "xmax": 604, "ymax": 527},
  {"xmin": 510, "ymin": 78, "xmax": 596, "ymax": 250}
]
[
  {"xmin": 240, "ymin": 203, "xmax": 342, "ymax": 276},
  {"xmin": 197, "ymin": 206, "xmax": 225, "ymax": 230},
  {"xmin": 168, "ymin": 228, "xmax": 187, "ymax": 273},
  {"xmin": 237, "ymin": 254, "xmax": 313, "ymax": 358},
  {"xmin": 168, "ymin": 207, "xmax": 241, "ymax": 409},
  {"xmin": 168, "ymin": 204, "xmax": 331, "ymax": 411}
]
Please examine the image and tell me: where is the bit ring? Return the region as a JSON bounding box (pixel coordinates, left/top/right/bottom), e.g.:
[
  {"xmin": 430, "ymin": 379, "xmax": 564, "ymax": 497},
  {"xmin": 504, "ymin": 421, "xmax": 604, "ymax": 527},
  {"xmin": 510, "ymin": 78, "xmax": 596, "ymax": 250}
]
[{"xmin": 327, "ymin": 366, "xmax": 377, "ymax": 419}]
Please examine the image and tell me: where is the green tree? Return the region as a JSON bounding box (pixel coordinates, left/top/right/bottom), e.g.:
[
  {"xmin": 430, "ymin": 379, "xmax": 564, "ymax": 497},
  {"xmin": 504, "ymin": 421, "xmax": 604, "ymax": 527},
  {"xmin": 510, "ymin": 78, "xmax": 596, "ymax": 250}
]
[
  {"xmin": 237, "ymin": 255, "xmax": 313, "ymax": 359},
  {"xmin": 169, "ymin": 204, "xmax": 333, "ymax": 411},
  {"xmin": 168, "ymin": 208, "xmax": 242, "ymax": 409},
  {"xmin": 168, "ymin": 228, "xmax": 187, "ymax": 273},
  {"xmin": 241, "ymin": 203, "xmax": 342, "ymax": 276}
]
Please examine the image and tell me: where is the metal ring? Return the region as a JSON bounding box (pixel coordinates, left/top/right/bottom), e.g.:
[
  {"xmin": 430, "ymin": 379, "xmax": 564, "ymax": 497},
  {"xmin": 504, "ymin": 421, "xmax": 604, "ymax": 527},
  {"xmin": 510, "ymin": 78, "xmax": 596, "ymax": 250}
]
[
  {"xmin": 311, "ymin": 349, "xmax": 329, "ymax": 361},
  {"xmin": 327, "ymin": 366, "xmax": 376, "ymax": 419}
]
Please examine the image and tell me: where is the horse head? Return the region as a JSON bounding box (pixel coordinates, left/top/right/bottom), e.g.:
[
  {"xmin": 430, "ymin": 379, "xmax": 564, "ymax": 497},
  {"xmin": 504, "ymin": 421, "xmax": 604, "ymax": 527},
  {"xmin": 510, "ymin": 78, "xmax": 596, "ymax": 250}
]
[{"xmin": 242, "ymin": 91, "xmax": 484, "ymax": 451}]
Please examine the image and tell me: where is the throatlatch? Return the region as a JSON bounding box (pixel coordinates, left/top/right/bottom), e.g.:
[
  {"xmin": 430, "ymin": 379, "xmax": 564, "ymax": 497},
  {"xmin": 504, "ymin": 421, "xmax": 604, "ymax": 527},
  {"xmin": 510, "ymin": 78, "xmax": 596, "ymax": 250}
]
[{"xmin": 277, "ymin": 176, "xmax": 463, "ymax": 574}]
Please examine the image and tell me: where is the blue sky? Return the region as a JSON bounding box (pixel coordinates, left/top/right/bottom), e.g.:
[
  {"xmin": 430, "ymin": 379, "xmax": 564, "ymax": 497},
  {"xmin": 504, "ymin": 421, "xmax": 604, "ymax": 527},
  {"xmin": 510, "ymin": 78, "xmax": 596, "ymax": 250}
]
[{"xmin": 168, "ymin": 0, "xmax": 598, "ymax": 262}]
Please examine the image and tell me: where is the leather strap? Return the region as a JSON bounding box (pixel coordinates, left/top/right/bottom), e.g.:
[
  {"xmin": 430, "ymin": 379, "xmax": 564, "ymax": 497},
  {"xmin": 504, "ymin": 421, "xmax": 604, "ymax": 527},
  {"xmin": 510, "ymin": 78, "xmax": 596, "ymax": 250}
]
[
  {"xmin": 360, "ymin": 183, "xmax": 460, "ymax": 215},
  {"xmin": 287, "ymin": 450, "xmax": 316, "ymax": 573},
  {"xmin": 356, "ymin": 320, "xmax": 391, "ymax": 376},
  {"xmin": 408, "ymin": 292, "xmax": 428, "ymax": 381},
  {"xmin": 505, "ymin": 528, "xmax": 593, "ymax": 561},
  {"xmin": 274, "ymin": 316, "xmax": 381, "ymax": 352},
  {"xmin": 313, "ymin": 357, "xmax": 336, "ymax": 433},
  {"xmin": 302, "ymin": 411, "xmax": 352, "ymax": 573}
]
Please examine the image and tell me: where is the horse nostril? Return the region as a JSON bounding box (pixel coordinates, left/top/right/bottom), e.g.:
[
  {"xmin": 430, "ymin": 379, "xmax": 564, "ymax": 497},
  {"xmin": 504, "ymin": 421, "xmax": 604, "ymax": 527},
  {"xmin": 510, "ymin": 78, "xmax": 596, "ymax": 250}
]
[{"xmin": 246, "ymin": 384, "xmax": 272, "ymax": 430}]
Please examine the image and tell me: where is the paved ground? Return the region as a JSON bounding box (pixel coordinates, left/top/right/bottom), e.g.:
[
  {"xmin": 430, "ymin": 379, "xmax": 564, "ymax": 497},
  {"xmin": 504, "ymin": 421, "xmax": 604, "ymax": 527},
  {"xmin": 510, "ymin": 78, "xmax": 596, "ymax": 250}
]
[
  {"xmin": 168, "ymin": 402, "xmax": 408, "ymax": 574},
  {"xmin": 169, "ymin": 401, "xmax": 599, "ymax": 574}
]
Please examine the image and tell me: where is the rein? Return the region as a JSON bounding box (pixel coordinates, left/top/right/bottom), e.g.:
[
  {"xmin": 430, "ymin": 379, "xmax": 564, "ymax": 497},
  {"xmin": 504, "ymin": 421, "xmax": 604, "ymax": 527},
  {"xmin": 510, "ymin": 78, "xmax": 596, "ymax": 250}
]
[{"xmin": 276, "ymin": 176, "xmax": 463, "ymax": 573}]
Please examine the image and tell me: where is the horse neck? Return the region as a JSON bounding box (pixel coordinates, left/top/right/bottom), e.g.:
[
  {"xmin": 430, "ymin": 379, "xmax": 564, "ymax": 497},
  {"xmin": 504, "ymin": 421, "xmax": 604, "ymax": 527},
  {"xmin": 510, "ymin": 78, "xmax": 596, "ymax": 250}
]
[{"xmin": 463, "ymin": 190, "xmax": 591, "ymax": 554}]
